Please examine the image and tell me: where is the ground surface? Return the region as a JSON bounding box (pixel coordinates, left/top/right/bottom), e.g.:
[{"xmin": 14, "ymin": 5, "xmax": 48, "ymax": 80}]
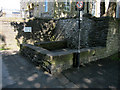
[
  {"xmin": 1, "ymin": 50, "xmax": 120, "ymax": 88},
  {"xmin": 0, "ymin": 20, "xmax": 19, "ymax": 50}
]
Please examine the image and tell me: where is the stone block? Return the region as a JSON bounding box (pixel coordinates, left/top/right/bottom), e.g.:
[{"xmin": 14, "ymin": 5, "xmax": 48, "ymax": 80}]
[
  {"xmin": 19, "ymin": 16, "xmax": 119, "ymax": 75},
  {"xmin": 20, "ymin": 43, "xmax": 75, "ymax": 75}
]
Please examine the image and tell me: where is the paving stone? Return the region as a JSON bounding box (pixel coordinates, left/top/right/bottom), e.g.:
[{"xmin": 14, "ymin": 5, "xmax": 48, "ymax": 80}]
[
  {"xmin": 0, "ymin": 52, "xmax": 2, "ymax": 89},
  {"xmin": 1, "ymin": 50, "xmax": 67, "ymax": 88},
  {"xmin": 2, "ymin": 60, "xmax": 16, "ymax": 88},
  {"xmin": 56, "ymin": 74, "xmax": 70, "ymax": 85},
  {"xmin": 65, "ymin": 82, "xmax": 79, "ymax": 88},
  {"xmin": 63, "ymin": 58, "xmax": 120, "ymax": 88},
  {"xmin": 1, "ymin": 50, "xmax": 120, "ymax": 88}
]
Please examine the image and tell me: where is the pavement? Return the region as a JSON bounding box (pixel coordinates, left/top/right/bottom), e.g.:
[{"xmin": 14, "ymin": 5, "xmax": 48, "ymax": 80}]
[
  {"xmin": 1, "ymin": 50, "xmax": 120, "ymax": 88},
  {"xmin": 0, "ymin": 20, "xmax": 19, "ymax": 51}
]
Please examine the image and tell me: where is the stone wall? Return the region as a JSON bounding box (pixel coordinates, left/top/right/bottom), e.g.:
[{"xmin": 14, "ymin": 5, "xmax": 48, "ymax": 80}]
[
  {"xmin": 19, "ymin": 16, "xmax": 119, "ymax": 74},
  {"xmin": 12, "ymin": 16, "xmax": 119, "ymax": 53},
  {"xmin": 11, "ymin": 18, "xmax": 58, "ymax": 46},
  {"xmin": 55, "ymin": 16, "xmax": 119, "ymax": 50},
  {"xmin": 53, "ymin": 16, "xmax": 119, "ymax": 64}
]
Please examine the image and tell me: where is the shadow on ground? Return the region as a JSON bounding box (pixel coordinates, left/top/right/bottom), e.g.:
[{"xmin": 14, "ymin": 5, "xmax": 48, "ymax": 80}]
[
  {"xmin": 62, "ymin": 53, "xmax": 120, "ymax": 88},
  {"xmin": 2, "ymin": 50, "xmax": 64, "ymax": 88},
  {"xmin": 2, "ymin": 50, "xmax": 120, "ymax": 88}
]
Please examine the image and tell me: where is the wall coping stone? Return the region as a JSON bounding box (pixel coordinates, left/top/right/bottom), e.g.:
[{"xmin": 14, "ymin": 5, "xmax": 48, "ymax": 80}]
[{"xmin": 21, "ymin": 44, "xmax": 105, "ymax": 56}]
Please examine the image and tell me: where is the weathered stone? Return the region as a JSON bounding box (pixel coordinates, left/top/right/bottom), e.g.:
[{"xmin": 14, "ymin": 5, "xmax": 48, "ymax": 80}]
[{"xmin": 19, "ymin": 16, "xmax": 119, "ymax": 75}]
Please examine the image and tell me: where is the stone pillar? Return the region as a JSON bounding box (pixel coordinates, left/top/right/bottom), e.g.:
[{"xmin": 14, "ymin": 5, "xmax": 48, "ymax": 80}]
[
  {"xmin": 95, "ymin": 0, "xmax": 101, "ymax": 17},
  {"xmin": 88, "ymin": 0, "xmax": 93, "ymax": 15},
  {"xmin": 84, "ymin": 0, "xmax": 88, "ymax": 14},
  {"xmin": 21, "ymin": 9, "xmax": 25, "ymax": 18},
  {"xmin": 116, "ymin": 0, "xmax": 120, "ymax": 18},
  {"xmin": 105, "ymin": 0, "xmax": 109, "ymax": 13}
]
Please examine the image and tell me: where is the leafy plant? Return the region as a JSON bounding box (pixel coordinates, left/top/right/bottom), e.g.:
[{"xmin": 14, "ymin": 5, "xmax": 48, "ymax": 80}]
[
  {"xmin": 110, "ymin": 53, "xmax": 120, "ymax": 61},
  {"xmin": 0, "ymin": 44, "xmax": 10, "ymax": 50}
]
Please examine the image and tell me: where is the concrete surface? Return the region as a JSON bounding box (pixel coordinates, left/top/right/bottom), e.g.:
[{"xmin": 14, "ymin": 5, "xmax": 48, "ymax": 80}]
[
  {"xmin": 1, "ymin": 50, "xmax": 120, "ymax": 88},
  {"xmin": 1, "ymin": 50, "xmax": 76, "ymax": 88},
  {"xmin": 62, "ymin": 57, "xmax": 120, "ymax": 88},
  {"xmin": 0, "ymin": 52, "xmax": 2, "ymax": 89}
]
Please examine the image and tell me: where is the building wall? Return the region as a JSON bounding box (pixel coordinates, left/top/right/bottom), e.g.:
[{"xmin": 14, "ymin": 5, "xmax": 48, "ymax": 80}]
[
  {"xmin": 20, "ymin": 0, "xmax": 88, "ymax": 19},
  {"xmin": 20, "ymin": 0, "xmax": 118, "ymax": 18},
  {"xmin": 36, "ymin": 2, "xmax": 54, "ymax": 18},
  {"xmin": 54, "ymin": 1, "xmax": 77, "ymax": 18},
  {"xmin": 54, "ymin": 1, "xmax": 91, "ymax": 18},
  {"xmin": 116, "ymin": 0, "xmax": 120, "ymax": 18},
  {"xmin": 20, "ymin": 0, "xmax": 54, "ymax": 18}
]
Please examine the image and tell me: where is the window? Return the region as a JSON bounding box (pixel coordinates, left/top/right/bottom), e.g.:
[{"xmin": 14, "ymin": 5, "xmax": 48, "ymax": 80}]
[
  {"xmin": 45, "ymin": 0, "xmax": 48, "ymax": 12},
  {"xmin": 92, "ymin": 1, "xmax": 95, "ymax": 16},
  {"xmin": 64, "ymin": 0, "xmax": 71, "ymax": 12},
  {"xmin": 100, "ymin": 2, "xmax": 105, "ymax": 16}
]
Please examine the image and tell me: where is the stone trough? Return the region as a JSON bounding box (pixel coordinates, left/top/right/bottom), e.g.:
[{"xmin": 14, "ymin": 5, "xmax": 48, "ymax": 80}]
[
  {"xmin": 20, "ymin": 40, "xmax": 106, "ymax": 75},
  {"xmin": 19, "ymin": 17, "xmax": 119, "ymax": 75}
]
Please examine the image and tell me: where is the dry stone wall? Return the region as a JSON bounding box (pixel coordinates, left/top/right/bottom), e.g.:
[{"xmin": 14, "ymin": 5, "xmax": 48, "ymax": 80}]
[
  {"xmin": 11, "ymin": 18, "xmax": 58, "ymax": 46},
  {"xmin": 10, "ymin": 16, "xmax": 119, "ymax": 55},
  {"xmin": 56, "ymin": 16, "xmax": 119, "ymax": 51},
  {"xmin": 19, "ymin": 16, "xmax": 119, "ymax": 74}
]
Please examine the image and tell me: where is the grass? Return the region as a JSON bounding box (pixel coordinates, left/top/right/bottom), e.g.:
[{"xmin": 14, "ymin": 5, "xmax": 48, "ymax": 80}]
[
  {"xmin": 109, "ymin": 53, "xmax": 120, "ymax": 61},
  {"xmin": 0, "ymin": 45, "xmax": 10, "ymax": 51},
  {"xmin": 0, "ymin": 48, "xmax": 5, "ymax": 50},
  {"xmin": 0, "ymin": 48, "xmax": 10, "ymax": 51}
]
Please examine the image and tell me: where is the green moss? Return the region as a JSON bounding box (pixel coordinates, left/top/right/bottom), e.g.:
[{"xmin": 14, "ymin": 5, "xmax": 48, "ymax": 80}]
[
  {"xmin": 52, "ymin": 54, "xmax": 73, "ymax": 66},
  {"xmin": 80, "ymin": 50, "xmax": 95, "ymax": 58},
  {"xmin": 109, "ymin": 53, "xmax": 120, "ymax": 61},
  {"xmin": 80, "ymin": 51, "xmax": 89, "ymax": 58}
]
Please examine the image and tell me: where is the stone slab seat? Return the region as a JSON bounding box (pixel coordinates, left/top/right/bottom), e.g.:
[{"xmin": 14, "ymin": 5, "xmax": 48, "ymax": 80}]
[
  {"xmin": 21, "ymin": 44, "xmax": 77, "ymax": 56},
  {"xmin": 20, "ymin": 42, "xmax": 106, "ymax": 75},
  {"xmin": 34, "ymin": 40, "xmax": 68, "ymax": 51},
  {"xmin": 20, "ymin": 43, "xmax": 76, "ymax": 75},
  {"xmin": 21, "ymin": 44, "xmax": 105, "ymax": 56}
]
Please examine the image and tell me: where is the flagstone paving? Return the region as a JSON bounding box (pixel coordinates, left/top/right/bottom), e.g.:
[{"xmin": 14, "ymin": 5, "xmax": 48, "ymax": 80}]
[{"xmin": 1, "ymin": 50, "xmax": 120, "ymax": 88}]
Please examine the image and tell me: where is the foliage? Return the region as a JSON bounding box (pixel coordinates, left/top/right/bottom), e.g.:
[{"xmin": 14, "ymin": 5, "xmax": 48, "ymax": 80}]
[
  {"xmin": 11, "ymin": 18, "xmax": 58, "ymax": 45},
  {"xmin": 109, "ymin": 53, "xmax": 120, "ymax": 61},
  {"xmin": 0, "ymin": 44, "xmax": 10, "ymax": 50}
]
